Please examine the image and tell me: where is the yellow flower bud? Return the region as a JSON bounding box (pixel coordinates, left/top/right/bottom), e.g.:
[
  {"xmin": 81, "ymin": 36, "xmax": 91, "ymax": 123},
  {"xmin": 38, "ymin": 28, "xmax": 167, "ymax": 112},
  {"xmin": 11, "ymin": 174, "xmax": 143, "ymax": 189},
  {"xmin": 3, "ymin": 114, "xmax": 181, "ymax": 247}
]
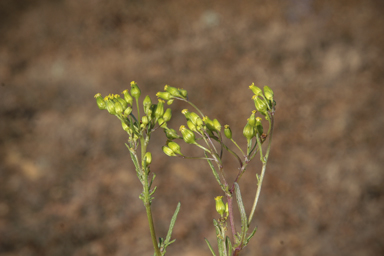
[
  {"xmin": 158, "ymin": 118, "xmax": 167, "ymax": 128},
  {"xmin": 144, "ymin": 152, "xmax": 152, "ymax": 165},
  {"xmin": 142, "ymin": 116, "xmax": 149, "ymax": 125},
  {"xmin": 178, "ymin": 88, "xmax": 188, "ymax": 98},
  {"xmin": 114, "ymin": 101, "xmax": 124, "ymax": 115},
  {"xmin": 263, "ymin": 85, "xmax": 274, "ymax": 101},
  {"xmin": 213, "ymin": 119, "xmax": 221, "ymax": 132},
  {"xmin": 214, "ymin": 196, "xmax": 226, "ymax": 216},
  {"xmin": 124, "ymin": 106, "xmax": 132, "ymax": 116},
  {"xmin": 203, "ymin": 116, "xmax": 215, "ymax": 131},
  {"xmin": 156, "ymin": 91, "xmax": 172, "ymax": 101},
  {"xmin": 248, "ymin": 110, "xmax": 256, "ymax": 126},
  {"xmin": 143, "ymin": 95, "xmax": 152, "ymax": 115},
  {"xmin": 180, "ymin": 125, "xmax": 196, "ymax": 144},
  {"xmin": 164, "ymin": 85, "xmax": 183, "ymax": 98},
  {"xmin": 130, "ymin": 81, "xmax": 141, "ymax": 100},
  {"xmin": 94, "ymin": 93, "xmax": 106, "ymax": 110},
  {"xmin": 122, "ymin": 89, "xmax": 133, "ymax": 105},
  {"xmin": 154, "ymin": 100, "xmax": 165, "ymax": 119},
  {"xmin": 163, "ymin": 108, "xmax": 172, "ymax": 122},
  {"xmin": 162, "ymin": 146, "xmax": 176, "ymax": 157},
  {"xmin": 249, "ymin": 83, "xmax": 262, "ymax": 96},
  {"xmin": 243, "ymin": 122, "xmax": 255, "ymax": 140},
  {"xmin": 121, "ymin": 121, "xmax": 130, "ymax": 132},
  {"xmin": 187, "ymin": 120, "xmax": 197, "ymax": 132},
  {"xmin": 116, "ymin": 97, "xmax": 128, "ymax": 110},
  {"xmin": 167, "ymin": 141, "xmax": 182, "ymax": 155},
  {"xmin": 106, "ymin": 100, "xmax": 116, "ymax": 115},
  {"xmin": 224, "ymin": 125, "xmax": 232, "ymax": 139},
  {"xmin": 253, "ymin": 96, "xmax": 268, "ymax": 113},
  {"xmin": 164, "ymin": 128, "xmax": 181, "ymax": 139}
]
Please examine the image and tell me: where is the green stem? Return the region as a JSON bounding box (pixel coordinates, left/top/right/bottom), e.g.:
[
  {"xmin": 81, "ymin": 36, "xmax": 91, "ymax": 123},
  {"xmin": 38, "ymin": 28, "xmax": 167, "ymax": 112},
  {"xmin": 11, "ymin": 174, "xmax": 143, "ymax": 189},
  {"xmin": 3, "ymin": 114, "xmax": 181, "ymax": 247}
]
[
  {"xmin": 248, "ymin": 114, "xmax": 274, "ymax": 226},
  {"xmin": 230, "ymin": 139, "xmax": 245, "ymax": 157},
  {"xmin": 140, "ymin": 136, "xmax": 161, "ymax": 256},
  {"xmin": 136, "ymin": 97, "xmax": 141, "ymax": 123}
]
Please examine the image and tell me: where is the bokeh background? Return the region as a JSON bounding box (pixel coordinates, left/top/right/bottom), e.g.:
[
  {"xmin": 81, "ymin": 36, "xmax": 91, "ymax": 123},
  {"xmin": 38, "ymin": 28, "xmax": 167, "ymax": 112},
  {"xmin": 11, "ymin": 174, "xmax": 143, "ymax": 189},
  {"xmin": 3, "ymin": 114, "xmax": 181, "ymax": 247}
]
[{"xmin": 1, "ymin": 0, "xmax": 383, "ymax": 255}]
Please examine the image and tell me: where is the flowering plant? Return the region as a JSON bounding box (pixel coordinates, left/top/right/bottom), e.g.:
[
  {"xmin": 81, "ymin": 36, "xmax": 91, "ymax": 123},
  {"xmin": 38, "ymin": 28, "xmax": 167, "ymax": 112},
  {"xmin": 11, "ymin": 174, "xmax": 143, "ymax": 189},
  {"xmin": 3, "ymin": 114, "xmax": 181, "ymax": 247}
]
[{"xmin": 94, "ymin": 82, "xmax": 276, "ymax": 256}]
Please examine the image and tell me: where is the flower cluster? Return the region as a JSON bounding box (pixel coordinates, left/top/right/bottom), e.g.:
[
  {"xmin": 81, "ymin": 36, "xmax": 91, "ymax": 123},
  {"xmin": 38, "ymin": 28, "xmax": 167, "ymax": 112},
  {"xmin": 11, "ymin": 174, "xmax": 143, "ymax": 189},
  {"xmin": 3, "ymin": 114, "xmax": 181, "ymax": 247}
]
[{"xmin": 94, "ymin": 81, "xmax": 175, "ymax": 145}]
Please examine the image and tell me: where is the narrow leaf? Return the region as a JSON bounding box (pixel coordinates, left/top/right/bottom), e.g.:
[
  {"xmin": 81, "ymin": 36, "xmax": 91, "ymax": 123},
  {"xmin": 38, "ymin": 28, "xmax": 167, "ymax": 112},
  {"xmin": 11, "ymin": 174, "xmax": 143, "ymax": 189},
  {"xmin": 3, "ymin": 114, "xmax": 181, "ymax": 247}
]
[
  {"xmin": 226, "ymin": 236, "xmax": 233, "ymax": 254},
  {"xmin": 214, "ymin": 219, "xmax": 224, "ymax": 256},
  {"xmin": 245, "ymin": 226, "xmax": 258, "ymax": 245},
  {"xmin": 234, "ymin": 182, "xmax": 248, "ymax": 244},
  {"xmin": 165, "ymin": 202, "xmax": 181, "ymax": 244},
  {"xmin": 205, "ymin": 238, "xmax": 217, "ymax": 256},
  {"xmin": 205, "ymin": 152, "xmax": 223, "ymax": 187}
]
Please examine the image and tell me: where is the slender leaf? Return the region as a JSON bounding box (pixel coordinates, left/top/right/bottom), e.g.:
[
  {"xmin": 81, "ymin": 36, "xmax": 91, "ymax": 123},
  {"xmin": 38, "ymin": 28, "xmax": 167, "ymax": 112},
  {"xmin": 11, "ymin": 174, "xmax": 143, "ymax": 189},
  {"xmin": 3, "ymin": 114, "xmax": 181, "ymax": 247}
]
[
  {"xmin": 165, "ymin": 202, "xmax": 181, "ymax": 244},
  {"xmin": 205, "ymin": 238, "xmax": 217, "ymax": 256},
  {"xmin": 126, "ymin": 144, "xmax": 142, "ymax": 180},
  {"xmin": 214, "ymin": 219, "xmax": 224, "ymax": 256},
  {"xmin": 205, "ymin": 152, "xmax": 223, "ymax": 188},
  {"xmin": 245, "ymin": 226, "xmax": 258, "ymax": 245},
  {"xmin": 226, "ymin": 236, "xmax": 233, "ymax": 254},
  {"xmin": 234, "ymin": 182, "xmax": 248, "ymax": 244}
]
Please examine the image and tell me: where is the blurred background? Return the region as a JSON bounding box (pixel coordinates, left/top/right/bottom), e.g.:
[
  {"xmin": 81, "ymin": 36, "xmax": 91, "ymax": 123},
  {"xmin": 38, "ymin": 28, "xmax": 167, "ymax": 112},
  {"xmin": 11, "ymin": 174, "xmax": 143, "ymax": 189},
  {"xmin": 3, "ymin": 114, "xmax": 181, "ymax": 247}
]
[{"xmin": 1, "ymin": 0, "xmax": 383, "ymax": 255}]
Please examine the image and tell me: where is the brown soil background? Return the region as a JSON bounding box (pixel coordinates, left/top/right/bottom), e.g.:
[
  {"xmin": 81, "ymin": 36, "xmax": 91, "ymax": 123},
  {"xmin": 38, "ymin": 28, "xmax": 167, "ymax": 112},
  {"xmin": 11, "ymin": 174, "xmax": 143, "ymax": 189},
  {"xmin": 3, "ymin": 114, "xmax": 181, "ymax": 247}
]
[{"xmin": 1, "ymin": 0, "xmax": 383, "ymax": 255}]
